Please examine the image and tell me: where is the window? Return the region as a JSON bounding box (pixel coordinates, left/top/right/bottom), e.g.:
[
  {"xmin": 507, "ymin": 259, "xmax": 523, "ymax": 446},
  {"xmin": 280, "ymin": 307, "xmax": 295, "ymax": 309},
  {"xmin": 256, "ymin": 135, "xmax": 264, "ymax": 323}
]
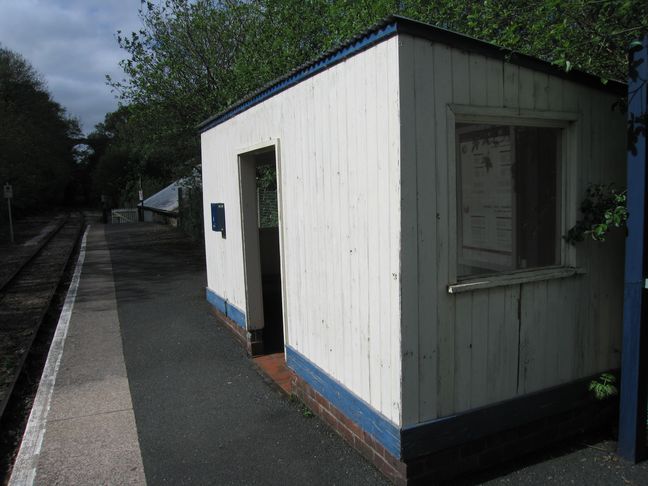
[{"xmin": 456, "ymin": 122, "xmax": 561, "ymax": 279}]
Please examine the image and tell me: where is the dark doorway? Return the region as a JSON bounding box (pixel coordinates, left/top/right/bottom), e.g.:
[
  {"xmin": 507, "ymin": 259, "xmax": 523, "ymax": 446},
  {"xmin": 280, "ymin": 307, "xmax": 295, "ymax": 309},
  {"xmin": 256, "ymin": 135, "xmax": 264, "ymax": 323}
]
[
  {"xmin": 239, "ymin": 147, "xmax": 284, "ymax": 354},
  {"xmin": 256, "ymin": 155, "xmax": 284, "ymax": 353}
]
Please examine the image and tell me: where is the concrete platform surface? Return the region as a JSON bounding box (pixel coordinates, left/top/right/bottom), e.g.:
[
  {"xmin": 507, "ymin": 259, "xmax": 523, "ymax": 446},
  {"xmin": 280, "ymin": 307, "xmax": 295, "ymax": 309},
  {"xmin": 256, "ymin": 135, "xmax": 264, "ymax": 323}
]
[
  {"xmin": 9, "ymin": 223, "xmax": 648, "ymax": 486},
  {"xmin": 10, "ymin": 224, "xmax": 387, "ymax": 485}
]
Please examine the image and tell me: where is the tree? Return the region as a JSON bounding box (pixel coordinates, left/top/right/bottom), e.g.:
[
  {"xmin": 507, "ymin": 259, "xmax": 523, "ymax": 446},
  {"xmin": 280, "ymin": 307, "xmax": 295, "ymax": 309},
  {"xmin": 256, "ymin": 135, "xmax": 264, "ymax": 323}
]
[
  {"xmin": 105, "ymin": 0, "xmax": 646, "ymax": 237},
  {"xmin": 111, "ymin": 0, "xmax": 646, "ymax": 164},
  {"xmin": 87, "ymin": 105, "xmax": 174, "ymax": 207},
  {"xmin": 0, "ymin": 45, "xmax": 80, "ymax": 214}
]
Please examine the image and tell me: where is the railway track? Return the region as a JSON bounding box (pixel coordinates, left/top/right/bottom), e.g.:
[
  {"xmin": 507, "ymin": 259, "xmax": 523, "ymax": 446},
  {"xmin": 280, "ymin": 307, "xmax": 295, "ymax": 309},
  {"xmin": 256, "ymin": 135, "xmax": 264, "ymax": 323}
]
[{"xmin": 0, "ymin": 212, "xmax": 84, "ymax": 420}]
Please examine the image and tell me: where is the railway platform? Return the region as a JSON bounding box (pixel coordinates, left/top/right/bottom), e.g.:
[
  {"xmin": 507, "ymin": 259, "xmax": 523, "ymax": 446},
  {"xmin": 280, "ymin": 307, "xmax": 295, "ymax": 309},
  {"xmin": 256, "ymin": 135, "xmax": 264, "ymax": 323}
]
[
  {"xmin": 7, "ymin": 222, "xmax": 648, "ymax": 486},
  {"xmin": 7, "ymin": 223, "xmax": 386, "ymax": 485}
]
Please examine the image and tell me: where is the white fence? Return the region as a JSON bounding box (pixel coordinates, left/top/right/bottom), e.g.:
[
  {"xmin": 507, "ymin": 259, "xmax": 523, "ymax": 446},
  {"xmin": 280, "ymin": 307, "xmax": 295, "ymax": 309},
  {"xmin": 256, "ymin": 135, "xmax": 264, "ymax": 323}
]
[{"xmin": 111, "ymin": 208, "xmax": 138, "ymax": 224}]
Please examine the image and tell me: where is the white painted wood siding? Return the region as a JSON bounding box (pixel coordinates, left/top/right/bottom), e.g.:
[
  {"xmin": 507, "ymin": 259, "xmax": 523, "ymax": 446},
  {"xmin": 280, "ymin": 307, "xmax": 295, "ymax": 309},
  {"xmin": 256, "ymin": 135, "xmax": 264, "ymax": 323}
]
[
  {"xmin": 399, "ymin": 34, "xmax": 626, "ymax": 425},
  {"xmin": 201, "ymin": 37, "xmax": 403, "ymax": 424}
]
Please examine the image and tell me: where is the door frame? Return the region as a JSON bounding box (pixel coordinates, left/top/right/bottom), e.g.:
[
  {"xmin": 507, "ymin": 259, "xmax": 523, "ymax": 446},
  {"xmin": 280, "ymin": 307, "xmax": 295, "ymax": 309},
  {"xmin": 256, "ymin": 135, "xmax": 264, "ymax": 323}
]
[{"xmin": 237, "ymin": 139, "xmax": 288, "ymax": 348}]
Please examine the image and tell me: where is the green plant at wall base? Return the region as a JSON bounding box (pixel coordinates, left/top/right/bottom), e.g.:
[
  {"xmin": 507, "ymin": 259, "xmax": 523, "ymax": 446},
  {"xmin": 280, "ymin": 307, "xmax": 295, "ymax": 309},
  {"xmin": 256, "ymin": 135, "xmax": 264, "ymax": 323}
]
[
  {"xmin": 564, "ymin": 183, "xmax": 628, "ymax": 245},
  {"xmin": 589, "ymin": 373, "xmax": 619, "ymax": 400},
  {"xmin": 301, "ymin": 406, "xmax": 315, "ymax": 418},
  {"xmin": 289, "ymin": 395, "xmax": 315, "ymax": 418}
]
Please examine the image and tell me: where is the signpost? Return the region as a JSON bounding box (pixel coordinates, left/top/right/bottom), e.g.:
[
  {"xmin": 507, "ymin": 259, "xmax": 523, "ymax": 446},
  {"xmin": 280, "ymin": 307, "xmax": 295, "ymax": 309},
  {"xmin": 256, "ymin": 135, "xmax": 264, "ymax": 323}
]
[
  {"xmin": 4, "ymin": 183, "xmax": 14, "ymax": 243},
  {"xmin": 138, "ymin": 188, "xmax": 144, "ymax": 222}
]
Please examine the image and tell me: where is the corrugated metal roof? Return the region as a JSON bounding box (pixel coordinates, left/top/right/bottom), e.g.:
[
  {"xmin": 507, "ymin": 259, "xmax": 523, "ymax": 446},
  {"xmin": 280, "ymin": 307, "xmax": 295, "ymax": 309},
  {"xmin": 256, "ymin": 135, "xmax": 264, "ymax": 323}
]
[
  {"xmin": 143, "ymin": 181, "xmax": 181, "ymax": 214},
  {"xmin": 198, "ymin": 15, "xmax": 626, "ymax": 134}
]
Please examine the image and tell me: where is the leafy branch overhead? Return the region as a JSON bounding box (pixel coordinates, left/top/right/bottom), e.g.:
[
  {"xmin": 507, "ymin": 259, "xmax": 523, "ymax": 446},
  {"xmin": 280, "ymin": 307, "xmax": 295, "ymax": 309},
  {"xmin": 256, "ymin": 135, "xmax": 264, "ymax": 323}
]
[{"xmin": 96, "ymin": 0, "xmax": 646, "ymax": 215}]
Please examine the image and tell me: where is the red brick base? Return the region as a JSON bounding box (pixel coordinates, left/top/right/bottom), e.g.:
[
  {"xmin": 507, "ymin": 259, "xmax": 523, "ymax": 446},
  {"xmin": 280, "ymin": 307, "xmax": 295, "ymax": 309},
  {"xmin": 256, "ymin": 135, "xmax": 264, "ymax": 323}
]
[
  {"xmin": 208, "ymin": 307, "xmax": 264, "ymax": 356},
  {"xmin": 291, "ymin": 371, "xmax": 617, "ymax": 485},
  {"xmin": 291, "ymin": 373, "xmax": 408, "ymax": 485},
  {"xmin": 209, "ymin": 304, "xmax": 616, "ymax": 485}
]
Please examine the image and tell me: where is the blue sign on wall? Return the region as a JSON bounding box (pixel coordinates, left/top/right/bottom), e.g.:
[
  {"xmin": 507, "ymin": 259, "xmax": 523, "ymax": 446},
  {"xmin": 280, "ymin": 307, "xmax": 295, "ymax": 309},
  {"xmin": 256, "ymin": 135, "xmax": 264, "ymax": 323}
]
[{"xmin": 211, "ymin": 203, "xmax": 226, "ymax": 238}]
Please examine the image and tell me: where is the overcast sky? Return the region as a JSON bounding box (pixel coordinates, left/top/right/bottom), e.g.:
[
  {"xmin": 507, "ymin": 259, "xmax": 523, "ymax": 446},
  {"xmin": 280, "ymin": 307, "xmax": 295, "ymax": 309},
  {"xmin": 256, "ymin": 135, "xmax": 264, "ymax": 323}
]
[{"xmin": 0, "ymin": 0, "xmax": 144, "ymax": 134}]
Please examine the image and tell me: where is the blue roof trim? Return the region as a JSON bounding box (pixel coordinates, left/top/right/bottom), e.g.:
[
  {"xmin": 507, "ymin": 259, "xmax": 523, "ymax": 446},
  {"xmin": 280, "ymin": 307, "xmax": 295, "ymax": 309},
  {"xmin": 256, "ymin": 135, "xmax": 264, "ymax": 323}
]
[{"xmin": 198, "ymin": 21, "xmax": 397, "ymax": 133}]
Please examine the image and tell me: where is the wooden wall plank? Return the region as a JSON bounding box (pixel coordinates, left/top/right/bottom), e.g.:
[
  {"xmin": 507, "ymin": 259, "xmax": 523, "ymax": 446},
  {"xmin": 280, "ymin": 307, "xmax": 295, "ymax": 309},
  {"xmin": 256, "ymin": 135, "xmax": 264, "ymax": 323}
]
[
  {"xmin": 399, "ymin": 35, "xmax": 420, "ymax": 424},
  {"xmin": 386, "ymin": 37, "xmax": 403, "ymax": 423},
  {"xmin": 575, "ymin": 88, "xmax": 594, "ymax": 378},
  {"xmin": 503, "ymin": 286, "xmax": 521, "ymax": 398},
  {"xmin": 533, "ymin": 71, "xmax": 550, "ymax": 110},
  {"xmin": 486, "ymin": 58, "xmax": 504, "ymax": 106},
  {"xmin": 485, "ymin": 287, "xmax": 516, "ymax": 404},
  {"xmin": 469, "ymin": 54, "xmax": 488, "ymax": 106},
  {"xmin": 559, "ymin": 277, "xmax": 580, "ymax": 383},
  {"xmin": 435, "ymin": 43, "xmax": 458, "ymax": 418},
  {"xmin": 547, "ymin": 76, "xmax": 563, "ymax": 112},
  {"xmin": 325, "ymin": 60, "xmax": 338, "ymax": 380},
  {"xmin": 365, "ymin": 46, "xmax": 382, "ymax": 408},
  {"xmin": 375, "ymin": 41, "xmax": 394, "ymax": 418},
  {"xmin": 346, "ymin": 51, "xmax": 362, "ymax": 394},
  {"xmin": 520, "ymin": 280, "xmax": 550, "ymax": 393},
  {"xmin": 470, "ymin": 291, "xmax": 489, "ymax": 407},
  {"xmin": 454, "ymin": 292, "xmax": 472, "ymax": 412},
  {"xmin": 503, "ymin": 63, "xmax": 519, "ymax": 108},
  {"xmin": 412, "ymin": 38, "xmax": 438, "ymax": 422},
  {"xmin": 518, "ymin": 67, "xmax": 534, "ymax": 110}
]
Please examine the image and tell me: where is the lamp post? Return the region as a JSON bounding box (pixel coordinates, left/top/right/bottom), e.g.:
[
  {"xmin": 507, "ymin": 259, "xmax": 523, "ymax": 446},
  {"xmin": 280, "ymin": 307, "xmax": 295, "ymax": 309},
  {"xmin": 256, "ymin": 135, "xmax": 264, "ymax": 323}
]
[
  {"xmin": 138, "ymin": 177, "xmax": 144, "ymax": 222},
  {"xmin": 4, "ymin": 183, "xmax": 14, "ymax": 244}
]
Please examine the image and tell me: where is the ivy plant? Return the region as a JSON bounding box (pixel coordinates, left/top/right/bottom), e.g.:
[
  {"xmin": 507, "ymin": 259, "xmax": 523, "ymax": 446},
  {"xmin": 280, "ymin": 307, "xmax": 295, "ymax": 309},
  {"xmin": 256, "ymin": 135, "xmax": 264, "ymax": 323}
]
[
  {"xmin": 564, "ymin": 183, "xmax": 628, "ymax": 245},
  {"xmin": 589, "ymin": 372, "xmax": 619, "ymax": 400}
]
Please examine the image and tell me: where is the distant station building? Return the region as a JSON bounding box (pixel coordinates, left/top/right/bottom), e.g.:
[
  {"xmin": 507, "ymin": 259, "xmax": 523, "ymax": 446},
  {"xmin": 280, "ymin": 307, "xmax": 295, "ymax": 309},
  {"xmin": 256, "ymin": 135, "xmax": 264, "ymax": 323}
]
[
  {"xmin": 142, "ymin": 181, "xmax": 182, "ymax": 225},
  {"xmin": 199, "ymin": 16, "xmax": 626, "ymax": 484}
]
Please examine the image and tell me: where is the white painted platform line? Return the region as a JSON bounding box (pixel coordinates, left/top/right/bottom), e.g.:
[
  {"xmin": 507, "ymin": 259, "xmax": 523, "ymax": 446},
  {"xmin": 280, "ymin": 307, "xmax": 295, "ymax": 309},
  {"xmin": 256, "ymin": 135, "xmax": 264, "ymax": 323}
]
[{"xmin": 9, "ymin": 226, "xmax": 90, "ymax": 486}]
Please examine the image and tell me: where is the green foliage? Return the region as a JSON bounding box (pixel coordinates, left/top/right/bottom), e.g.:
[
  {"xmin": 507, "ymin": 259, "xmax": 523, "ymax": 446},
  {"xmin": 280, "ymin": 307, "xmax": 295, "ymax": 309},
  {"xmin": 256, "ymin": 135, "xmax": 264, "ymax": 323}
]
[
  {"xmin": 287, "ymin": 394, "xmax": 314, "ymax": 417},
  {"xmin": 565, "ymin": 184, "xmax": 628, "ymax": 244},
  {"xmin": 88, "ymin": 106, "xmax": 175, "ymax": 207},
  {"xmin": 109, "ymin": 0, "xmax": 646, "ymax": 168},
  {"xmin": 178, "ymin": 182, "xmax": 205, "ymax": 241},
  {"xmin": 257, "ymin": 165, "xmax": 276, "ymax": 192},
  {"xmin": 256, "ymin": 165, "xmax": 278, "ymax": 228},
  {"xmin": 99, "ymin": 0, "xmax": 645, "ymax": 239},
  {"xmin": 0, "ymin": 45, "xmax": 80, "ymax": 214},
  {"xmin": 589, "ymin": 373, "xmax": 618, "ymax": 400}
]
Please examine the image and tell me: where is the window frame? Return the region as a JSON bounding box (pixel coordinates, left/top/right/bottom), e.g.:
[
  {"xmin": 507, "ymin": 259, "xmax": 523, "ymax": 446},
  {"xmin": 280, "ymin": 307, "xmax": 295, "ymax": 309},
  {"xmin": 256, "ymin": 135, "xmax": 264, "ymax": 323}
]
[{"xmin": 446, "ymin": 105, "xmax": 580, "ymax": 293}]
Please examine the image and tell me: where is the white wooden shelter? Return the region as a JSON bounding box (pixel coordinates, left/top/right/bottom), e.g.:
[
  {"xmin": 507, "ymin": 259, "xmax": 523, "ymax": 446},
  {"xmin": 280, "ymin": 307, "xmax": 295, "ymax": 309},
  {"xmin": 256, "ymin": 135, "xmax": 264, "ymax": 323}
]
[{"xmin": 199, "ymin": 16, "xmax": 626, "ymax": 482}]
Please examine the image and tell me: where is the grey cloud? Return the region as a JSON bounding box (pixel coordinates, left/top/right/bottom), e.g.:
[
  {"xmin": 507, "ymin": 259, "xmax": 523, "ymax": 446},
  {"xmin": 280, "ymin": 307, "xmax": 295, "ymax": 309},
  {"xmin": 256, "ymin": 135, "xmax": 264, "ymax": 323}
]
[{"xmin": 0, "ymin": 0, "xmax": 143, "ymax": 133}]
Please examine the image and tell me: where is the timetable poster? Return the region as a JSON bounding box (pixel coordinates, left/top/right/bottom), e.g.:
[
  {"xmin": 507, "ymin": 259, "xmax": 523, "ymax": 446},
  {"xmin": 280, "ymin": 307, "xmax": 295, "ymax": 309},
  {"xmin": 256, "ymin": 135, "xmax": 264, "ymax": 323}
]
[{"xmin": 458, "ymin": 126, "xmax": 515, "ymax": 271}]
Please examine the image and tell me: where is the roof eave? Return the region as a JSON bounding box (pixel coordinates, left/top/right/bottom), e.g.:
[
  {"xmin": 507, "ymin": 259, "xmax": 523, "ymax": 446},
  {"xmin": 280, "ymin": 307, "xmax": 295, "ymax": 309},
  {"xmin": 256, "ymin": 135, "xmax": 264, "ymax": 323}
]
[{"xmin": 198, "ymin": 15, "xmax": 626, "ymax": 134}]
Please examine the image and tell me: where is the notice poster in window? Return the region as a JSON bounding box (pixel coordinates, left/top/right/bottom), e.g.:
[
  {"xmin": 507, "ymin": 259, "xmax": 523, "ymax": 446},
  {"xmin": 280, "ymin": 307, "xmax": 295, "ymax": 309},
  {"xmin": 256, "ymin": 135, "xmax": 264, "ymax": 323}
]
[{"xmin": 458, "ymin": 125, "xmax": 515, "ymax": 272}]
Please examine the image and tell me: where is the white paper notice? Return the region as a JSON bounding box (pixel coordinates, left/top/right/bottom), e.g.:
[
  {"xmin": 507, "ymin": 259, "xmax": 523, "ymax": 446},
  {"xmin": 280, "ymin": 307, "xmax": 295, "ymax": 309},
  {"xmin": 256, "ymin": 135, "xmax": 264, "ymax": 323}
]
[{"xmin": 459, "ymin": 126, "xmax": 514, "ymax": 271}]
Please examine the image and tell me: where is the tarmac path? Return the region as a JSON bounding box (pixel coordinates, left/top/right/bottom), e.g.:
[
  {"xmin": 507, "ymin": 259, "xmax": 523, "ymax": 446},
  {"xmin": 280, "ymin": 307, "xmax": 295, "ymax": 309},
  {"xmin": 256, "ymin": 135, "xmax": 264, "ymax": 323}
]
[
  {"xmin": 105, "ymin": 224, "xmax": 386, "ymax": 485},
  {"xmin": 10, "ymin": 223, "xmax": 386, "ymax": 485}
]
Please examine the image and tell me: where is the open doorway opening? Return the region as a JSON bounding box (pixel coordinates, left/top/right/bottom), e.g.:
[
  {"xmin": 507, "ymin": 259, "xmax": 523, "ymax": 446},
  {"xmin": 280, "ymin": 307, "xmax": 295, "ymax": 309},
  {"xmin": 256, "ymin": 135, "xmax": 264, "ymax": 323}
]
[{"xmin": 239, "ymin": 146, "xmax": 285, "ymax": 355}]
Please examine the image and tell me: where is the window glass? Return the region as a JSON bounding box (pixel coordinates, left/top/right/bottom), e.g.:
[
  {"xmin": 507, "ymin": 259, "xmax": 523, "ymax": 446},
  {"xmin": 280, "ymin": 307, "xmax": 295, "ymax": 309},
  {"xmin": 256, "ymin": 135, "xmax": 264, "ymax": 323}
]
[{"xmin": 456, "ymin": 123, "xmax": 561, "ymax": 278}]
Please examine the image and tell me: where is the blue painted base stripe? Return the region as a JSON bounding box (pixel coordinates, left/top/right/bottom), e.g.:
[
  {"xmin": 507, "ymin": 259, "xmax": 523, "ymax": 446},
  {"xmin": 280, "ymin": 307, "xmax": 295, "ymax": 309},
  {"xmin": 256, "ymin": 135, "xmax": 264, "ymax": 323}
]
[
  {"xmin": 206, "ymin": 288, "xmax": 246, "ymax": 329},
  {"xmin": 226, "ymin": 303, "xmax": 246, "ymax": 328},
  {"xmin": 285, "ymin": 346, "xmax": 400, "ymax": 457},
  {"xmin": 206, "ymin": 288, "xmax": 226, "ymax": 314}
]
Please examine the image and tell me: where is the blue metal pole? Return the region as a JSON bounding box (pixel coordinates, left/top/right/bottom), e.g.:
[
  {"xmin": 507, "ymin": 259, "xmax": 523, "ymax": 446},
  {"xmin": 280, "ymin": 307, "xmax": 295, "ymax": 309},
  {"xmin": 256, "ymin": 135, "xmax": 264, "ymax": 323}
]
[{"xmin": 618, "ymin": 36, "xmax": 648, "ymax": 463}]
